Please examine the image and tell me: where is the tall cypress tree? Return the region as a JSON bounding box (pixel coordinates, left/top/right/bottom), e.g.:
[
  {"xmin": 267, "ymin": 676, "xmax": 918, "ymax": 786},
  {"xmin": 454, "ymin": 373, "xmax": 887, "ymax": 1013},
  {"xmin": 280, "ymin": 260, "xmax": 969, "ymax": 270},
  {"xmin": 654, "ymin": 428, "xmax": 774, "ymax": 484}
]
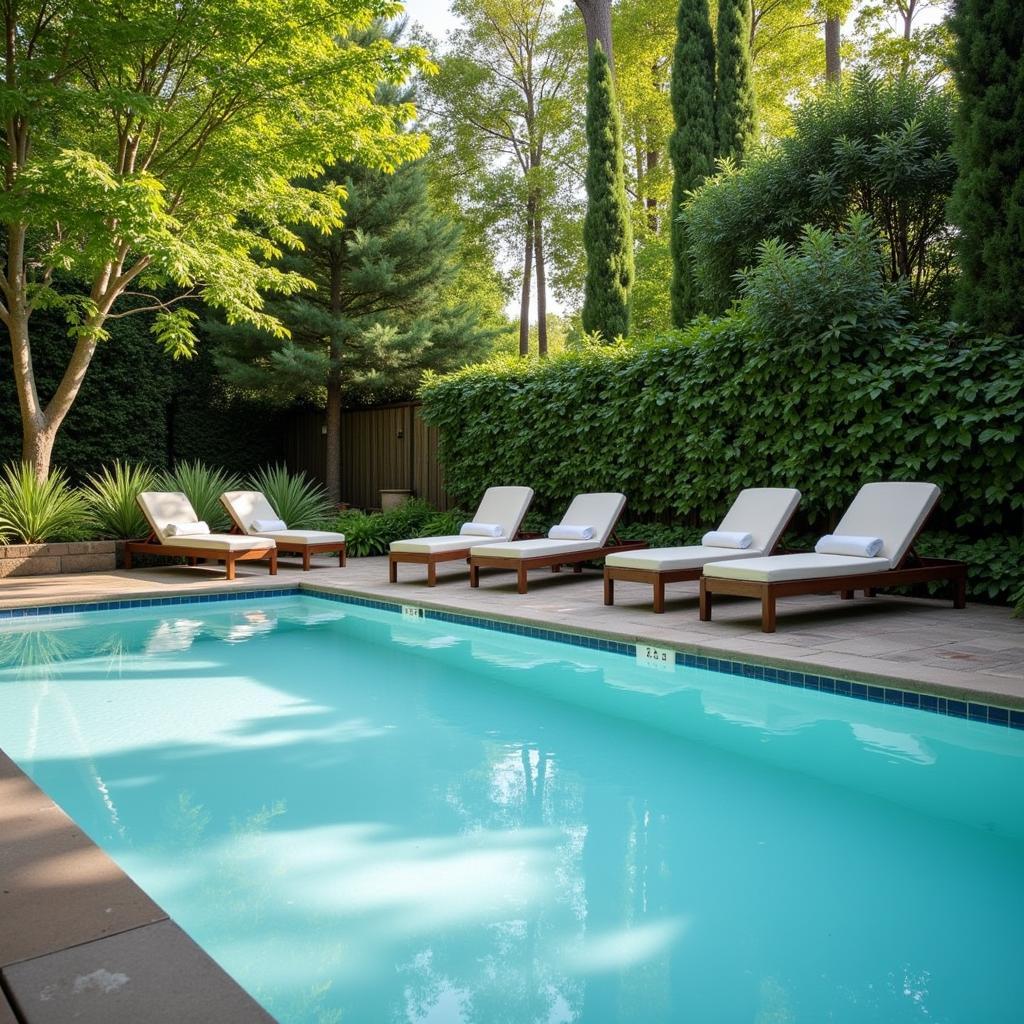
[
  {"xmin": 715, "ymin": 0, "xmax": 757, "ymax": 163},
  {"xmin": 582, "ymin": 42, "xmax": 634, "ymax": 340},
  {"xmin": 669, "ymin": 0, "xmax": 717, "ymax": 326},
  {"xmin": 948, "ymin": 0, "xmax": 1024, "ymax": 335}
]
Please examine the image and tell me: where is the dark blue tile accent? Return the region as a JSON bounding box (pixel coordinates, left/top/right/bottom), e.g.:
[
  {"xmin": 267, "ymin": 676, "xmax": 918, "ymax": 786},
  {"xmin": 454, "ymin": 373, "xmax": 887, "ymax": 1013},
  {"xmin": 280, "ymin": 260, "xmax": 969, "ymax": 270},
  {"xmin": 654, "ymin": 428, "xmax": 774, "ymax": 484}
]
[
  {"xmin": 850, "ymin": 682, "xmax": 868, "ymax": 700},
  {"xmin": 947, "ymin": 700, "xmax": 967, "ymax": 718},
  {"xmin": 902, "ymin": 692, "xmax": 920, "ymax": 709},
  {"xmin": 919, "ymin": 693, "xmax": 938, "ymax": 711},
  {"xmin": 1010, "ymin": 710, "xmax": 1024, "ymax": 730},
  {"xmin": 884, "ymin": 688, "xmax": 903, "ymax": 705},
  {"xmin": 968, "ymin": 703, "xmax": 988, "ymax": 722},
  {"xmin": 867, "ymin": 686, "xmax": 885, "ymax": 703},
  {"xmin": 989, "ymin": 706, "xmax": 1009, "ymax": 725}
]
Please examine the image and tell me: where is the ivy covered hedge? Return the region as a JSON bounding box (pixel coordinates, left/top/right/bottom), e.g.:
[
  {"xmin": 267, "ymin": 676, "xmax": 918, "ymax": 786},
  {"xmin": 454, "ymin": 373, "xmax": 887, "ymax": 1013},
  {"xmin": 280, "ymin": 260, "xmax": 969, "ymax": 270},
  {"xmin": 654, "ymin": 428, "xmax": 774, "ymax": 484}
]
[{"xmin": 421, "ymin": 222, "xmax": 1024, "ymax": 606}]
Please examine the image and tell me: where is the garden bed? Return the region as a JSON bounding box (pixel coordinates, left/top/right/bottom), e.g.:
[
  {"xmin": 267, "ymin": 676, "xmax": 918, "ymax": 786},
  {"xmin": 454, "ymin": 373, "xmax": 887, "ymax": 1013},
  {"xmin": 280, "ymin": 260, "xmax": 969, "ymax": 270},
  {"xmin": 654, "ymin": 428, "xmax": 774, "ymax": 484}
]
[{"xmin": 0, "ymin": 540, "xmax": 118, "ymax": 577}]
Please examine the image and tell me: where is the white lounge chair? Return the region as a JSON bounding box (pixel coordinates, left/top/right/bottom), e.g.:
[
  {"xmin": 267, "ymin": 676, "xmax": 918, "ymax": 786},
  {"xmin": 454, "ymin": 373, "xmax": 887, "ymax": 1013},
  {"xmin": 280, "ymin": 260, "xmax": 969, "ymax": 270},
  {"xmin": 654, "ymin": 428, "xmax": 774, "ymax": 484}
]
[
  {"xmin": 221, "ymin": 491, "xmax": 346, "ymax": 570},
  {"xmin": 125, "ymin": 491, "xmax": 277, "ymax": 580},
  {"xmin": 388, "ymin": 486, "xmax": 534, "ymax": 586},
  {"xmin": 699, "ymin": 482, "xmax": 967, "ymax": 632},
  {"xmin": 468, "ymin": 492, "xmax": 645, "ymax": 594},
  {"xmin": 603, "ymin": 487, "xmax": 802, "ymax": 612}
]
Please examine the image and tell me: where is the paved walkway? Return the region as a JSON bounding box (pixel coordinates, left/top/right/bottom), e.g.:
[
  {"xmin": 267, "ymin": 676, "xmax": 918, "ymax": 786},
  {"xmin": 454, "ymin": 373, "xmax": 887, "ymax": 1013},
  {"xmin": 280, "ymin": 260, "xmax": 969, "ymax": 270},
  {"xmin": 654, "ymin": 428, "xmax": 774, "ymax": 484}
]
[{"xmin": 0, "ymin": 554, "xmax": 1021, "ymax": 706}]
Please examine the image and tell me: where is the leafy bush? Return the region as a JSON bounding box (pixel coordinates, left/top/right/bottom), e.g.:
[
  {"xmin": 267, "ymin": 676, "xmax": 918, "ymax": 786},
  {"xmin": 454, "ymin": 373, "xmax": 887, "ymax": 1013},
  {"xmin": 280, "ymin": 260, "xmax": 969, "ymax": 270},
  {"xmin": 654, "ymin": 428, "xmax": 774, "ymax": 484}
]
[
  {"xmin": 421, "ymin": 222, "xmax": 1024, "ymax": 605},
  {"xmin": 683, "ymin": 71, "xmax": 957, "ymax": 316},
  {"xmin": 157, "ymin": 460, "xmax": 244, "ymax": 533},
  {"xmin": 326, "ymin": 498, "xmax": 458, "ymax": 557},
  {"xmin": 82, "ymin": 460, "xmax": 158, "ymax": 539},
  {"xmin": 247, "ymin": 464, "xmax": 332, "ymax": 529},
  {"xmin": 0, "ymin": 462, "xmax": 90, "ymax": 543}
]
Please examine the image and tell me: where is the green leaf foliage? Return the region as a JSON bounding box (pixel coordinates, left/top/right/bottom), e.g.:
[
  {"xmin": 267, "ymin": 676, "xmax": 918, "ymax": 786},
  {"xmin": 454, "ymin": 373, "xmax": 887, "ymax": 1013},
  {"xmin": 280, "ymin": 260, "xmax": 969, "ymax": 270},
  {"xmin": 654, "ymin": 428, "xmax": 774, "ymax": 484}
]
[
  {"xmin": 326, "ymin": 498, "xmax": 449, "ymax": 557},
  {"xmin": 82, "ymin": 460, "xmax": 159, "ymax": 539},
  {"xmin": 582, "ymin": 43, "xmax": 634, "ymax": 341},
  {"xmin": 157, "ymin": 460, "xmax": 245, "ymax": 533},
  {"xmin": 669, "ymin": 0, "xmax": 716, "ymax": 326},
  {"xmin": 421, "ymin": 220, "xmax": 1024, "ymax": 604},
  {"xmin": 948, "ymin": 0, "xmax": 1024, "ymax": 335},
  {"xmin": 0, "ymin": 463, "xmax": 90, "ymax": 544},
  {"xmin": 684, "ymin": 71, "xmax": 957, "ymax": 316},
  {"xmin": 715, "ymin": 0, "xmax": 758, "ymax": 163},
  {"xmin": 247, "ymin": 465, "xmax": 333, "ymax": 530}
]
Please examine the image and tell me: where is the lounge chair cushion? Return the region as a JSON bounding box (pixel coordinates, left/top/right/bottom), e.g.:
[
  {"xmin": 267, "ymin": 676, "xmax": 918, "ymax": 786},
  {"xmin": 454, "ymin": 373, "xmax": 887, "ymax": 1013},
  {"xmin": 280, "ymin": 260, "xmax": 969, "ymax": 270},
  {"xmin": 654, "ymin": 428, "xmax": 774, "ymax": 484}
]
[
  {"xmin": 251, "ymin": 529, "xmax": 345, "ymax": 546},
  {"xmin": 161, "ymin": 534, "xmax": 275, "ymax": 553},
  {"xmin": 703, "ymin": 552, "xmax": 890, "ymax": 583},
  {"xmin": 391, "ymin": 535, "xmax": 504, "ymax": 555},
  {"xmin": 557, "ymin": 493, "xmax": 626, "ymax": 546},
  {"xmin": 222, "ymin": 491, "xmax": 287, "ymax": 535},
  {"xmin": 470, "ymin": 486, "xmax": 535, "ymax": 541},
  {"xmin": 606, "ymin": 545, "xmax": 759, "ymax": 572},
  {"xmin": 715, "ymin": 487, "xmax": 801, "ymax": 553},
  {"xmin": 832, "ymin": 482, "xmax": 940, "ymax": 568},
  {"xmin": 471, "ymin": 538, "xmax": 596, "ymax": 560},
  {"xmin": 137, "ymin": 491, "xmax": 206, "ymax": 543}
]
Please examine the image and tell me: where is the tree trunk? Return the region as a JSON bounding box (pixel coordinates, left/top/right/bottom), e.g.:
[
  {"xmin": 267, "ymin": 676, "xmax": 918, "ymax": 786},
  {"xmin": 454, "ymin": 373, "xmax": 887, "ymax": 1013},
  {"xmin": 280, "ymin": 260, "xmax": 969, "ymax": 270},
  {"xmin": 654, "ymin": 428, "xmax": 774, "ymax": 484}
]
[
  {"xmin": 825, "ymin": 16, "xmax": 841, "ymax": 82},
  {"xmin": 519, "ymin": 201, "xmax": 535, "ymax": 357},
  {"xmin": 574, "ymin": 0, "xmax": 614, "ymax": 68},
  {"xmin": 21, "ymin": 420, "xmax": 59, "ymax": 483},
  {"xmin": 534, "ymin": 209, "xmax": 548, "ymax": 358},
  {"xmin": 645, "ymin": 148, "xmax": 659, "ymax": 231},
  {"xmin": 324, "ymin": 375, "xmax": 342, "ymax": 504},
  {"xmin": 325, "ymin": 256, "xmax": 344, "ymax": 503}
]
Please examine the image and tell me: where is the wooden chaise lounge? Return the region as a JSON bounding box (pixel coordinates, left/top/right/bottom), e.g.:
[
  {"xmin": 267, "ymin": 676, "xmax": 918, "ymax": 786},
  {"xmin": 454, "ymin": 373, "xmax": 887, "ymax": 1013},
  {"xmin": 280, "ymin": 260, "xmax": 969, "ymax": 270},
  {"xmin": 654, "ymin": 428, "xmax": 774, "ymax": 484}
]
[
  {"xmin": 221, "ymin": 490, "xmax": 346, "ymax": 570},
  {"xmin": 468, "ymin": 492, "xmax": 646, "ymax": 594},
  {"xmin": 603, "ymin": 487, "xmax": 801, "ymax": 612},
  {"xmin": 699, "ymin": 482, "xmax": 966, "ymax": 632},
  {"xmin": 125, "ymin": 491, "xmax": 277, "ymax": 581},
  {"xmin": 388, "ymin": 486, "xmax": 534, "ymax": 586}
]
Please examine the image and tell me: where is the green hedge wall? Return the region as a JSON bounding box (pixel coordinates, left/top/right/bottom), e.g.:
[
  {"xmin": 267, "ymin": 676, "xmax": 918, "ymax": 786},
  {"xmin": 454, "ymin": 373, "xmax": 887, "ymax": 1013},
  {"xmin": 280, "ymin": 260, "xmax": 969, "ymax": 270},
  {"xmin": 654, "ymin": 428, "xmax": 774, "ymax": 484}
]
[
  {"xmin": 420, "ymin": 325, "xmax": 1024, "ymax": 601},
  {"xmin": 0, "ymin": 310, "xmax": 287, "ymax": 478}
]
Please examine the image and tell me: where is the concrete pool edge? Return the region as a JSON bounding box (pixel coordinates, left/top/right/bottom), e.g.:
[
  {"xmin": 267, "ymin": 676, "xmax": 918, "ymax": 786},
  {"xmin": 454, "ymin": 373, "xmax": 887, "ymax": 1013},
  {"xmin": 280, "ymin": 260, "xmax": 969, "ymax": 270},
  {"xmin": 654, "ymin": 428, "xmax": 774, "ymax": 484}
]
[{"xmin": 0, "ymin": 752, "xmax": 274, "ymax": 1024}]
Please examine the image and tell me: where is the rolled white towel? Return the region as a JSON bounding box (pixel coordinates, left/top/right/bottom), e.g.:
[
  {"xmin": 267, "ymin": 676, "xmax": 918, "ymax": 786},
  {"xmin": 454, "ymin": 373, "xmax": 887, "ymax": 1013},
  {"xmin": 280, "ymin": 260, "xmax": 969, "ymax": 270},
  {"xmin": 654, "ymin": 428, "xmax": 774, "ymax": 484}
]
[
  {"xmin": 815, "ymin": 534, "xmax": 884, "ymax": 558},
  {"xmin": 702, "ymin": 530, "xmax": 753, "ymax": 549},
  {"xmin": 548, "ymin": 524, "xmax": 595, "ymax": 541},
  {"xmin": 166, "ymin": 521, "xmax": 210, "ymax": 537},
  {"xmin": 460, "ymin": 522, "xmax": 505, "ymax": 538},
  {"xmin": 251, "ymin": 518, "xmax": 288, "ymax": 532}
]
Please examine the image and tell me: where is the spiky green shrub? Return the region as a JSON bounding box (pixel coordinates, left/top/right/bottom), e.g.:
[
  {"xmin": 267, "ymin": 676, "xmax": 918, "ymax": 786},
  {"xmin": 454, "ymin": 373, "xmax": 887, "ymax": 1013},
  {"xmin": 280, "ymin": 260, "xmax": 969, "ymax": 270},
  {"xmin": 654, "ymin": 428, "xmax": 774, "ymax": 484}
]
[
  {"xmin": 157, "ymin": 460, "xmax": 244, "ymax": 533},
  {"xmin": 0, "ymin": 462, "xmax": 90, "ymax": 543},
  {"xmin": 247, "ymin": 464, "xmax": 332, "ymax": 529},
  {"xmin": 82, "ymin": 460, "xmax": 158, "ymax": 539}
]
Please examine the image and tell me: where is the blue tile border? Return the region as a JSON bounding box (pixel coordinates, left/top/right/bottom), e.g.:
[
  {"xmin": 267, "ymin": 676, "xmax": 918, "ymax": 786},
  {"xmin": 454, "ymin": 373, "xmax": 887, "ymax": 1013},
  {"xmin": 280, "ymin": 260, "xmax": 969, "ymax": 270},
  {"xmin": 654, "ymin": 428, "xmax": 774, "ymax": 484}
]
[{"xmin": 2, "ymin": 585, "xmax": 1021, "ymax": 732}]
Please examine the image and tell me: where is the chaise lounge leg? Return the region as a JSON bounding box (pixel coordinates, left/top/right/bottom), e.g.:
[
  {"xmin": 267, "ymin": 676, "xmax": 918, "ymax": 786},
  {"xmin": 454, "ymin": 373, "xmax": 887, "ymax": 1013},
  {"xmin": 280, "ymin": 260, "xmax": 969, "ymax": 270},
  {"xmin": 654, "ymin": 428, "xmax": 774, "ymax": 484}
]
[
  {"xmin": 840, "ymin": 589, "xmax": 854, "ymax": 600},
  {"xmin": 604, "ymin": 574, "xmax": 614, "ymax": 606},
  {"xmin": 469, "ymin": 562, "xmax": 479, "ymax": 588},
  {"xmin": 339, "ymin": 546, "xmax": 346, "ymax": 567},
  {"xmin": 303, "ymin": 550, "xmax": 311, "ymax": 571},
  {"xmin": 953, "ymin": 572, "xmax": 967, "ymax": 609},
  {"xmin": 389, "ymin": 556, "xmax": 398, "ymax": 583},
  {"xmin": 269, "ymin": 551, "xmax": 277, "ymax": 576},
  {"xmin": 124, "ymin": 548, "xmax": 133, "ymax": 571},
  {"xmin": 699, "ymin": 578, "xmax": 712, "ymax": 622},
  {"xmin": 572, "ymin": 564, "xmax": 582, "ymax": 574},
  {"xmin": 226, "ymin": 557, "xmax": 236, "ymax": 581},
  {"xmin": 517, "ymin": 565, "xmax": 528, "ymax": 594},
  {"xmin": 427, "ymin": 562, "xmax": 436, "ymax": 587},
  {"xmin": 761, "ymin": 589, "xmax": 776, "ymax": 633},
  {"xmin": 653, "ymin": 579, "xmax": 665, "ymax": 614}
]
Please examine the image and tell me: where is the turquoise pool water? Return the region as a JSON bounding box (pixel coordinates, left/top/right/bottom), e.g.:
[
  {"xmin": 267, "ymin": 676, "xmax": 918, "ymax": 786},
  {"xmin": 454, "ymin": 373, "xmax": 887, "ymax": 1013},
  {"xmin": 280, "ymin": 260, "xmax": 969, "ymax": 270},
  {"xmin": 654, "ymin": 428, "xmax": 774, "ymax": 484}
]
[{"xmin": 0, "ymin": 595, "xmax": 1022, "ymax": 1023}]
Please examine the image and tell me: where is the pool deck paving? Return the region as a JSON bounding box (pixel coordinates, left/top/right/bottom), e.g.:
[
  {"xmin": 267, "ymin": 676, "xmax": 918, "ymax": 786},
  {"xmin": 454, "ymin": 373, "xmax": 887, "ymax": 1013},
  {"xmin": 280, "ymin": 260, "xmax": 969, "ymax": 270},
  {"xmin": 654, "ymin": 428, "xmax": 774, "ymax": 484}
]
[
  {"xmin": 0, "ymin": 554, "xmax": 1021, "ymax": 1023},
  {"xmin": 0, "ymin": 552, "xmax": 1021, "ymax": 707}
]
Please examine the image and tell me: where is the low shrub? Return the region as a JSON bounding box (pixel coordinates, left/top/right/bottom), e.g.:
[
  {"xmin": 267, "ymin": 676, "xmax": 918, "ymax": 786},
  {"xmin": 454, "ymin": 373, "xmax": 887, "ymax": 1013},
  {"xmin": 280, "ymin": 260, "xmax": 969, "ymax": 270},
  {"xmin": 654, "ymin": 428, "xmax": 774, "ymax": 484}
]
[
  {"xmin": 0, "ymin": 462, "xmax": 91, "ymax": 544},
  {"xmin": 247, "ymin": 464, "xmax": 332, "ymax": 529},
  {"xmin": 157, "ymin": 459, "xmax": 244, "ymax": 533},
  {"xmin": 82, "ymin": 460, "xmax": 158, "ymax": 539},
  {"xmin": 327, "ymin": 499, "xmax": 462, "ymax": 557}
]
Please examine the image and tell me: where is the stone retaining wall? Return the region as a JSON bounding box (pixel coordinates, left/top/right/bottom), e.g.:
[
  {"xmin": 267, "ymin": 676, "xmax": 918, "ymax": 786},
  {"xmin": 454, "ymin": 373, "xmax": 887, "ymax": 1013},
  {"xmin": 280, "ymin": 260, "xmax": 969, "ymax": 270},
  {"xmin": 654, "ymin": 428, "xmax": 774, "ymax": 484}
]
[{"xmin": 0, "ymin": 541, "xmax": 117, "ymax": 577}]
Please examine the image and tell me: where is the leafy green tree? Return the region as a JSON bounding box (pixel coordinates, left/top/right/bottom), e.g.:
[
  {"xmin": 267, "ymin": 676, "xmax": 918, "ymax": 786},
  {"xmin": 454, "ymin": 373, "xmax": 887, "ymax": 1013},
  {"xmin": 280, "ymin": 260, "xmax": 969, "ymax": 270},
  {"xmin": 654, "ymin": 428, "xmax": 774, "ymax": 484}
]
[
  {"xmin": 716, "ymin": 0, "xmax": 758, "ymax": 161},
  {"xmin": 669, "ymin": 0, "xmax": 717, "ymax": 326},
  {"xmin": 684, "ymin": 72, "xmax": 957, "ymax": 314},
  {"xmin": 213, "ymin": 159, "xmax": 496, "ymax": 502},
  {"xmin": 852, "ymin": 0, "xmax": 954, "ymax": 84},
  {"xmin": 0, "ymin": 0, "xmax": 426, "ymax": 479},
  {"xmin": 948, "ymin": 0, "xmax": 1023, "ymax": 335},
  {"xmin": 582, "ymin": 43, "xmax": 634, "ymax": 340}
]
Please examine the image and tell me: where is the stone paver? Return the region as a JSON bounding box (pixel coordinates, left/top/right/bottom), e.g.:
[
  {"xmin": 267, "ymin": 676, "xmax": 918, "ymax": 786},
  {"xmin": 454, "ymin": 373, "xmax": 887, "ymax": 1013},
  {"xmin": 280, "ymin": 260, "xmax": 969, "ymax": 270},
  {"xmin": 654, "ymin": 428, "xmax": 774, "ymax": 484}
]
[
  {"xmin": 2, "ymin": 920, "xmax": 274, "ymax": 1024},
  {"xmin": 0, "ymin": 752, "xmax": 166, "ymax": 969},
  {"xmin": 0, "ymin": 554, "xmax": 1021, "ymax": 705}
]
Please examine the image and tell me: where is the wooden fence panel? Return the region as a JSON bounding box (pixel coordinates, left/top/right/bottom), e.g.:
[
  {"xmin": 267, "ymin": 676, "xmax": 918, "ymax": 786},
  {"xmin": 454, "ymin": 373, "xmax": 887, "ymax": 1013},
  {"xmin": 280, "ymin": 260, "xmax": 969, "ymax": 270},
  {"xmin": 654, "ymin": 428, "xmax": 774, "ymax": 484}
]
[{"xmin": 285, "ymin": 402, "xmax": 451, "ymax": 510}]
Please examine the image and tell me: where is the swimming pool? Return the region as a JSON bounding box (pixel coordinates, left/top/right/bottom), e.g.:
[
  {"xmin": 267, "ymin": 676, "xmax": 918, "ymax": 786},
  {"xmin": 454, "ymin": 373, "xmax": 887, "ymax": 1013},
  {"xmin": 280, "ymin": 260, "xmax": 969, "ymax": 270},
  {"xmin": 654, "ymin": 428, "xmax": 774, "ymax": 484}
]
[{"xmin": 0, "ymin": 593, "xmax": 1021, "ymax": 1023}]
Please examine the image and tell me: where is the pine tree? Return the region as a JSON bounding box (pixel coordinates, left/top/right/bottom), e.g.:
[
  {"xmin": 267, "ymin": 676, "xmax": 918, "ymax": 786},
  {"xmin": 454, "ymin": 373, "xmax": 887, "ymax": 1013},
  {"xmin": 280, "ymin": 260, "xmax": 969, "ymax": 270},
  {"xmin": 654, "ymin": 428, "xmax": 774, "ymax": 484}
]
[
  {"xmin": 669, "ymin": 0, "xmax": 717, "ymax": 326},
  {"xmin": 213, "ymin": 158, "xmax": 496, "ymax": 502},
  {"xmin": 715, "ymin": 0, "xmax": 757, "ymax": 163},
  {"xmin": 582, "ymin": 42, "xmax": 635, "ymax": 340},
  {"xmin": 948, "ymin": 0, "xmax": 1024, "ymax": 335}
]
